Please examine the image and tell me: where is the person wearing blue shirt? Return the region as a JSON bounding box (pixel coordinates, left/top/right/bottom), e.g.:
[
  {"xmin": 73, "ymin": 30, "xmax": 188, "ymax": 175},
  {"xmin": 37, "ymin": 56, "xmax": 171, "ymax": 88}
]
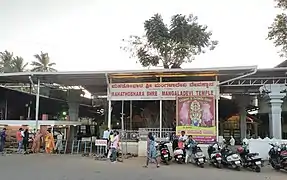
[
  {"xmin": 0, "ymin": 128, "xmax": 7, "ymax": 155},
  {"xmin": 185, "ymin": 135, "xmax": 196, "ymax": 163}
]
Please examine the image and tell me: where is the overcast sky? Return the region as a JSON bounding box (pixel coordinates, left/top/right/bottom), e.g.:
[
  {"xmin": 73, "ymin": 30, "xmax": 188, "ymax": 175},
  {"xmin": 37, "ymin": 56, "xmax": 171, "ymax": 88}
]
[{"xmin": 0, "ymin": 0, "xmax": 283, "ymax": 71}]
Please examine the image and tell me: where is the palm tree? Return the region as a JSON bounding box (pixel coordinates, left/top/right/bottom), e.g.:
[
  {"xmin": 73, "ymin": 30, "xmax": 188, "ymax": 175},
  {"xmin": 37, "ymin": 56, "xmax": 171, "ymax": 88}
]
[
  {"xmin": 11, "ymin": 56, "xmax": 28, "ymax": 72},
  {"xmin": 0, "ymin": 50, "xmax": 14, "ymax": 73},
  {"xmin": 31, "ymin": 51, "xmax": 57, "ymax": 72}
]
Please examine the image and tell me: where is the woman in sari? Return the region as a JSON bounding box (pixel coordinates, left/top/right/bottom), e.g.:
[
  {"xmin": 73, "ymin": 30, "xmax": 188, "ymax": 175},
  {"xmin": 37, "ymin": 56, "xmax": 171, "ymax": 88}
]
[
  {"xmin": 31, "ymin": 130, "xmax": 42, "ymax": 153},
  {"xmin": 143, "ymin": 132, "xmax": 159, "ymax": 168},
  {"xmin": 44, "ymin": 129, "xmax": 55, "ymax": 153}
]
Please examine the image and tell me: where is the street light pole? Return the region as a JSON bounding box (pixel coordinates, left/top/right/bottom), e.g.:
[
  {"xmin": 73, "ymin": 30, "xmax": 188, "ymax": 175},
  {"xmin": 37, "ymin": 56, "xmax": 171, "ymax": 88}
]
[{"xmin": 35, "ymin": 79, "xmax": 40, "ymax": 129}]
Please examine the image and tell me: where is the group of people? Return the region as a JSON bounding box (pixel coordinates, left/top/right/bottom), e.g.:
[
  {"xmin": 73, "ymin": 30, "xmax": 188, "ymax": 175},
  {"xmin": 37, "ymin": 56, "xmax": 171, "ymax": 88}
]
[
  {"xmin": 0, "ymin": 127, "xmax": 63, "ymax": 155},
  {"xmin": 143, "ymin": 131, "xmax": 197, "ymax": 168},
  {"xmin": 172, "ymin": 131, "xmax": 197, "ymax": 163},
  {"xmin": 102, "ymin": 128, "xmax": 120, "ymax": 163}
]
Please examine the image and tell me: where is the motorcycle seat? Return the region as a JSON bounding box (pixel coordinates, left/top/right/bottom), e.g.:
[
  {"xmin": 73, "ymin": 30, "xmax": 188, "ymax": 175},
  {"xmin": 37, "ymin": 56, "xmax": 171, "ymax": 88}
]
[{"xmin": 247, "ymin": 153, "xmax": 258, "ymax": 157}]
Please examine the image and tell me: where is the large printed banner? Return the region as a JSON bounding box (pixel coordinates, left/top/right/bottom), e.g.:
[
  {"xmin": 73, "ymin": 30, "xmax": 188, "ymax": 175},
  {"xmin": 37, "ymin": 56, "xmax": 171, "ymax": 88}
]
[
  {"xmin": 109, "ymin": 81, "xmax": 218, "ymax": 100},
  {"xmin": 176, "ymin": 96, "xmax": 216, "ymax": 144}
]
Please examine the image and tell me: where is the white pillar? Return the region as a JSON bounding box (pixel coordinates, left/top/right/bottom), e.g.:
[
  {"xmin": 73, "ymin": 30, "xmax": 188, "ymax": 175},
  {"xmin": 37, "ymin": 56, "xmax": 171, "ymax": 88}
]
[
  {"xmin": 262, "ymin": 84, "xmax": 286, "ymax": 139},
  {"xmin": 107, "ymin": 100, "xmax": 112, "ymax": 129},
  {"xmin": 121, "ymin": 100, "xmax": 124, "ymax": 131},
  {"xmin": 129, "ymin": 101, "xmax": 133, "ymax": 130},
  {"xmin": 159, "ymin": 99, "xmax": 162, "ymax": 139},
  {"xmin": 35, "ymin": 79, "xmax": 40, "ymax": 129},
  {"xmin": 269, "ymin": 97, "xmax": 283, "ymax": 139},
  {"xmin": 159, "ymin": 77, "xmax": 162, "ymax": 139},
  {"xmin": 215, "ymin": 76, "xmax": 219, "ymax": 141}
]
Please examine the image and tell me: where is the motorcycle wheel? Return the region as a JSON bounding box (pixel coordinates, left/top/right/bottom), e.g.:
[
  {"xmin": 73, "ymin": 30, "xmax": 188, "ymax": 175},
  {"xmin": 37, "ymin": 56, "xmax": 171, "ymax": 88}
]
[
  {"xmin": 165, "ymin": 160, "xmax": 169, "ymax": 165},
  {"xmin": 235, "ymin": 166, "xmax": 241, "ymax": 171},
  {"xmin": 255, "ymin": 166, "xmax": 261, "ymax": 173},
  {"xmin": 270, "ymin": 161, "xmax": 280, "ymax": 170},
  {"xmin": 199, "ymin": 163, "xmax": 204, "ymax": 168},
  {"xmin": 217, "ymin": 163, "xmax": 222, "ymax": 169}
]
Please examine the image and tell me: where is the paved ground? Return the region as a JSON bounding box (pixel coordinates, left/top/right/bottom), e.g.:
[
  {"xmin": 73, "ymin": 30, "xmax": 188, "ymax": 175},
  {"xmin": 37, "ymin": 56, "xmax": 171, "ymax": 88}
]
[{"xmin": 0, "ymin": 154, "xmax": 286, "ymax": 180}]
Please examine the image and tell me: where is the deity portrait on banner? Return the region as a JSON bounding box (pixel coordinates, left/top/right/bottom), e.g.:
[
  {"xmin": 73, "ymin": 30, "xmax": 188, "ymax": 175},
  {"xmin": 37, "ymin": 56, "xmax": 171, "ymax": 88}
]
[{"xmin": 190, "ymin": 100, "xmax": 202, "ymax": 127}]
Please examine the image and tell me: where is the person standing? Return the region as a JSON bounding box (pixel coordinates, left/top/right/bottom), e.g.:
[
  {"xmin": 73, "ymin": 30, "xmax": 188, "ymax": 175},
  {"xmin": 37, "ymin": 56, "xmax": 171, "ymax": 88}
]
[
  {"xmin": 55, "ymin": 132, "xmax": 63, "ymax": 154},
  {"xmin": 185, "ymin": 135, "xmax": 196, "ymax": 164},
  {"xmin": 178, "ymin": 131, "xmax": 188, "ymax": 149},
  {"xmin": 0, "ymin": 128, "xmax": 7, "ymax": 155},
  {"xmin": 23, "ymin": 129, "xmax": 29, "ymax": 154},
  {"xmin": 110, "ymin": 131, "xmax": 119, "ymax": 163},
  {"xmin": 16, "ymin": 128, "xmax": 24, "ymax": 153},
  {"xmin": 102, "ymin": 128, "xmax": 110, "ymax": 156},
  {"xmin": 44, "ymin": 129, "xmax": 55, "ymax": 153},
  {"xmin": 230, "ymin": 136, "xmax": 235, "ymax": 146},
  {"xmin": 31, "ymin": 130, "xmax": 42, "ymax": 153},
  {"xmin": 143, "ymin": 132, "xmax": 160, "ymax": 168}
]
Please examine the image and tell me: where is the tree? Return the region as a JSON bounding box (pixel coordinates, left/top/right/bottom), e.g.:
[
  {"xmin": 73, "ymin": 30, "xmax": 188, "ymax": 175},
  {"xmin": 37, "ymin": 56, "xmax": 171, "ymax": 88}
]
[
  {"xmin": 268, "ymin": 0, "xmax": 287, "ymax": 57},
  {"xmin": 11, "ymin": 56, "xmax": 28, "ymax": 72},
  {"xmin": 0, "ymin": 50, "xmax": 14, "ymax": 73},
  {"xmin": 31, "ymin": 51, "xmax": 57, "ymax": 72},
  {"xmin": 122, "ymin": 13, "xmax": 218, "ymax": 68}
]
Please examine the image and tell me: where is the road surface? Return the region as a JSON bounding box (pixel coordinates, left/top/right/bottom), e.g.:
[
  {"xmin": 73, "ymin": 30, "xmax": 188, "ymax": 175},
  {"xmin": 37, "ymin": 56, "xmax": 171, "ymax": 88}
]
[{"xmin": 0, "ymin": 154, "xmax": 286, "ymax": 180}]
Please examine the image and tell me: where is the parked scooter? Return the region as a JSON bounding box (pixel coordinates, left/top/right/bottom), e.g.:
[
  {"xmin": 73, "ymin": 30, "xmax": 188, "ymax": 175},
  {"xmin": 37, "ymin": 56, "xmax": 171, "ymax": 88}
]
[
  {"xmin": 237, "ymin": 143, "xmax": 262, "ymax": 172},
  {"xmin": 207, "ymin": 142, "xmax": 223, "ymax": 168},
  {"xmin": 221, "ymin": 144, "xmax": 242, "ymax": 171},
  {"xmin": 268, "ymin": 143, "xmax": 287, "ymax": 171},
  {"xmin": 190, "ymin": 144, "xmax": 206, "ymax": 168},
  {"xmin": 158, "ymin": 141, "xmax": 172, "ymax": 165},
  {"xmin": 173, "ymin": 147, "xmax": 185, "ymax": 164}
]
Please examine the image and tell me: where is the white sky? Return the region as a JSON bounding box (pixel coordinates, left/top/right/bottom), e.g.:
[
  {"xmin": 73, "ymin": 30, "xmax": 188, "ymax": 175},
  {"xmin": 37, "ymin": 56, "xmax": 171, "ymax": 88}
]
[{"xmin": 0, "ymin": 0, "xmax": 283, "ymax": 71}]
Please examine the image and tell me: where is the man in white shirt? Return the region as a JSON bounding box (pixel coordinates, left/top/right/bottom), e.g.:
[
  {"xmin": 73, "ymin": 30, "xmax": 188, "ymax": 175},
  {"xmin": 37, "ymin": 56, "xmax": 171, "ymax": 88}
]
[
  {"xmin": 102, "ymin": 128, "xmax": 110, "ymax": 156},
  {"xmin": 21, "ymin": 129, "xmax": 25, "ymax": 138},
  {"xmin": 110, "ymin": 131, "xmax": 119, "ymax": 163},
  {"xmin": 103, "ymin": 128, "xmax": 110, "ymax": 139},
  {"xmin": 178, "ymin": 131, "xmax": 188, "ymax": 142}
]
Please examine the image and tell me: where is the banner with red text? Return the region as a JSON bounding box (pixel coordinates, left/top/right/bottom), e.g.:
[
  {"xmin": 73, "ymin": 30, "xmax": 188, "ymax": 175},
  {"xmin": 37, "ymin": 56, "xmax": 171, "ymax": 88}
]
[
  {"xmin": 109, "ymin": 81, "xmax": 218, "ymax": 100},
  {"xmin": 176, "ymin": 96, "xmax": 216, "ymax": 144}
]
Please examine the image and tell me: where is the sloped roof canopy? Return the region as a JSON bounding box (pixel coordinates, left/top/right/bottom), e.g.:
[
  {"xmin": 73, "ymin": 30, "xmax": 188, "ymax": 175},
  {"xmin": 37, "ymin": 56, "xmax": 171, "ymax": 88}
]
[{"xmin": 0, "ymin": 66, "xmax": 260, "ymax": 95}]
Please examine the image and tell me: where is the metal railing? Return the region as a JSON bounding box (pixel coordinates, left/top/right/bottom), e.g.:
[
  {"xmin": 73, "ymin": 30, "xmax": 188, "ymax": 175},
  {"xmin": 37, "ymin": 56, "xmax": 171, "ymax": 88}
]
[{"xmin": 117, "ymin": 128, "xmax": 174, "ymax": 141}]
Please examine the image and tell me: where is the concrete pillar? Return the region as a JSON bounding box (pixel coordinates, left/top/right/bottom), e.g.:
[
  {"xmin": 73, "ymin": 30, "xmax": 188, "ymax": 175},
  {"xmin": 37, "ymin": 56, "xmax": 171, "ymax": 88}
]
[
  {"xmin": 234, "ymin": 95, "xmax": 250, "ymax": 139},
  {"xmin": 67, "ymin": 89, "xmax": 82, "ymax": 121},
  {"xmin": 269, "ymin": 97, "xmax": 284, "ymax": 138},
  {"xmin": 67, "ymin": 90, "xmax": 82, "ymax": 142},
  {"xmin": 261, "ymin": 84, "xmax": 286, "ymax": 139}
]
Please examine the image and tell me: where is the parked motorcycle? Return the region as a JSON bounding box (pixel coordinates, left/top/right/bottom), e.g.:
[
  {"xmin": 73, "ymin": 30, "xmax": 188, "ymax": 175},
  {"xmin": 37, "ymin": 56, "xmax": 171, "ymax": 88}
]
[
  {"xmin": 237, "ymin": 143, "xmax": 262, "ymax": 172},
  {"xmin": 207, "ymin": 143, "xmax": 223, "ymax": 168},
  {"xmin": 190, "ymin": 144, "xmax": 206, "ymax": 168},
  {"xmin": 158, "ymin": 141, "xmax": 172, "ymax": 165},
  {"xmin": 268, "ymin": 143, "xmax": 287, "ymax": 170},
  {"xmin": 221, "ymin": 144, "xmax": 242, "ymax": 171},
  {"xmin": 173, "ymin": 147, "xmax": 185, "ymax": 164}
]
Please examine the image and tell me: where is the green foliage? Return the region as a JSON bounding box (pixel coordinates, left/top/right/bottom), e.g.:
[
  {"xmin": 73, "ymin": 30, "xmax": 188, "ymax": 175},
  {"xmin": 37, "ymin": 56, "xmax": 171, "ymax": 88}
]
[
  {"xmin": 0, "ymin": 50, "xmax": 14, "ymax": 73},
  {"xmin": 11, "ymin": 56, "xmax": 28, "ymax": 72},
  {"xmin": 0, "ymin": 50, "xmax": 57, "ymax": 73},
  {"xmin": 268, "ymin": 0, "xmax": 287, "ymax": 57},
  {"xmin": 31, "ymin": 51, "xmax": 57, "ymax": 72},
  {"xmin": 122, "ymin": 13, "xmax": 218, "ymax": 68}
]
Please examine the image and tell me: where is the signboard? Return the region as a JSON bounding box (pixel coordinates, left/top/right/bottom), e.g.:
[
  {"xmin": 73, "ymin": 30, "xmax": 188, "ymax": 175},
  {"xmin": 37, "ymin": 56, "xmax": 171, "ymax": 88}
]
[
  {"xmin": 109, "ymin": 81, "xmax": 218, "ymax": 100},
  {"xmin": 95, "ymin": 139, "xmax": 107, "ymax": 147},
  {"xmin": 176, "ymin": 96, "xmax": 216, "ymax": 144}
]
